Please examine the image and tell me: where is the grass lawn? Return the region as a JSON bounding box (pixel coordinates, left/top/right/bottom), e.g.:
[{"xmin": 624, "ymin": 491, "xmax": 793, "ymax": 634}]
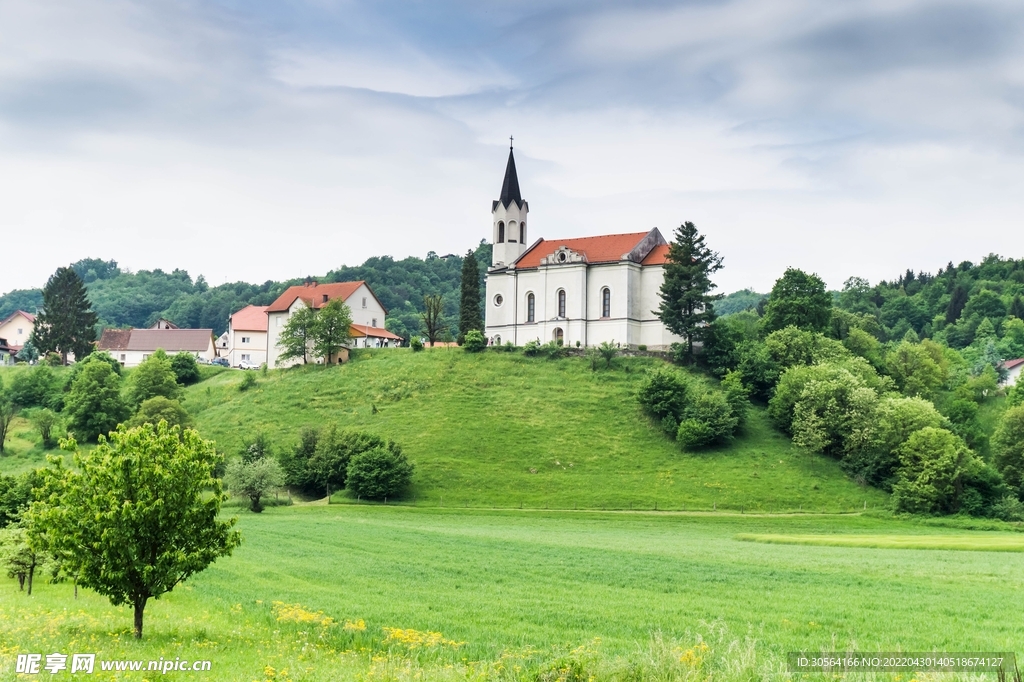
[
  {"xmin": 184, "ymin": 349, "xmax": 888, "ymax": 512},
  {"xmin": 2, "ymin": 506, "xmax": 1023, "ymax": 681},
  {"xmin": 736, "ymin": 532, "xmax": 1024, "ymax": 551}
]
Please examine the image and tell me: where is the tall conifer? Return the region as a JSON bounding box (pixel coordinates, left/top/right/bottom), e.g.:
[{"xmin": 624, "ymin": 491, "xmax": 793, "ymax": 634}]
[
  {"xmin": 656, "ymin": 222, "xmax": 723, "ymax": 361},
  {"xmin": 458, "ymin": 250, "xmax": 483, "ymax": 344},
  {"xmin": 30, "ymin": 267, "xmax": 98, "ymax": 365}
]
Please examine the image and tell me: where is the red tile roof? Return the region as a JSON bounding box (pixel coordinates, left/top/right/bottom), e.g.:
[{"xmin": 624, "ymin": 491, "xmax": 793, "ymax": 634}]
[
  {"xmin": 231, "ymin": 305, "xmax": 269, "ymax": 332},
  {"xmin": 1003, "ymin": 358, "xmax": 1024, "ymax": 370},
  {"xmin": 266, "ymin": 281, "xmax": 377, "ymax": 313},
  {"xmin": 97, "ymin": 328, "xmax": 133, "ymax": 351},
  {"xmin": 126, "ymin": 329, "xmax": 214, "ymax": 352},
  {"xmin": 514, "ymin": 231, "xmax": 652, "ymax": 269},
  {"xmin": 641, "ymin": 243, "xmax": 671, "ymax": 265},
  {"xmin": 350, "ymin": 324, "xmax": 403, "ymax": 340},
  {"xmin": 0, "ymin": 310, "xmax": 35, "ymax": 326}
]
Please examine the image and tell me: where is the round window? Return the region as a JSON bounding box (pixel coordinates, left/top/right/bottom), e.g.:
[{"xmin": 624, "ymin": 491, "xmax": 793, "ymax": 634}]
[
  {"xmin": 558, "ymin": 252, "xmax": 567, "ymax": 263},
  {"xmin": 494, "ymin": 294, "xmax": 504, "ymax": 306}
]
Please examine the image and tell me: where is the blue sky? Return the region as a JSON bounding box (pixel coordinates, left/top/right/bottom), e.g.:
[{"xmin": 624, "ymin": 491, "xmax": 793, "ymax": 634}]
[{"xmin": 2, "ymin": 0, "xmax": 1023, "ymax": 295}]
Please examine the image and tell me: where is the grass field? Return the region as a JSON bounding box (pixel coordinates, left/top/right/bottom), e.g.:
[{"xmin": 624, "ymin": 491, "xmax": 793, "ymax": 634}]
[
  {"xmin": 736, "ymin": 532, "xmax": 1024, "ymax": 551},
  {"xmin": 2, "ymin": 506, "xmax": 1023, "ymax": 681},
  {"xmin": 182, "ymin": 349, "xmax": 888, "ymax": 512}
]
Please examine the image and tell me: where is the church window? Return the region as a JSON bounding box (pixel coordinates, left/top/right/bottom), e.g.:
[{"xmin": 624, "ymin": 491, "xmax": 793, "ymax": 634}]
[
  {"xmin": 497, "ymin": 221, "xmax": 505, "ymax": 243},
  {"xmin": 558, "ymin": 252, "xmax": 567, "ymax": 263},
  {"xmin": 520, "ymin": 223, "xmax": 526, "ymax": 243},
  {"xmin": 494, "ymin": 294, "xmax": 504, "ymax": 307},
  {"xmin": 557, "ymin": 290, "xmax": 566, "ymax": 318},
  {"xmin": 527, "ymin": 293, "xmax": 535, "ymax": 322},
  {"xmin": 553, "ymin": 327, "xmax": 564, "ymax": 345},
  {"xmin": 508, "ymin": 221, "xmax": 517, "ymax": 242},
  {"xmin": 602, "ymin": 288, "xmax": 611, "ymax": 318},
  {"xmin": 495, "ymin": 335, "xmax": 501, "ymax": 345}
]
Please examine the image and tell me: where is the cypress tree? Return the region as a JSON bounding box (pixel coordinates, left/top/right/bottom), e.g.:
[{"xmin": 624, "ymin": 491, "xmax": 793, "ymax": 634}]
[
  {"xmin": 458, "ymin": 250, "xmax": 483, "ymax": 344},
  {"xmin": 946, "ymin": 284, "xmax": 969, "ymax": 324},
  {"xmin": 30, "ymin": 267, "xmax": 98, "ymax": 365},
  {"xmin": 656, "ymin": 222, "xmax": 723, "ymax": 361}
]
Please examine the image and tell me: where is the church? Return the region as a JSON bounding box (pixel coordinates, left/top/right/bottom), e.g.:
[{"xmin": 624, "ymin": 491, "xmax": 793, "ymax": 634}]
[{"xmin": 484, "ymin": 148, "xmax": 686, "ymax": 350}]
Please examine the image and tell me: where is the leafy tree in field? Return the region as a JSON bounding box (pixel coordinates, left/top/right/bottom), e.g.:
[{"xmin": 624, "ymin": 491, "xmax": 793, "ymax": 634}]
[
  {"xmin": 170, "ymin": 353, "xmax": 201, "ymax": 385},
  {"xmin": 885, "ymin": 340, "xmax": 945, "ymax": 399},
  {"xmin": 308, "ymin": 428, "xmax": 392, "ymax": 498},
  {"xmin": 311, "ymin": 299, "xmax": 352, "ymax": 364},
  {"xmin": 0, "ymin": 471, "xmax": 39, "ymax": 529},
  {"xmin": 281, "ymin": 427, "xmax": 320, "ymax": 493},
  {"xmin": 30, "ymin": 267, "xmax": 98, "ymax": 365},
  {"xmin": 9, "ymin": 365, "xmax": 61, "ymax": 409},
  {"xmin": 462, "ymin": 329, "xmax": 486, "ymax": 353},
  {"xmin": 224, "ymin": 457, "xmax": 284, "ymax": 513},
  {"xmin": 126, "ymin": 350, "xmax": 180, "ymax": 409},
  {"xmin": 699, "ymin": 320, "xmax": 743, "ymax": 377},
  {"xmin": 720, "ymin": 370, "xmax": 750, "ymax": 428},
  {"xmin": 637, "ymin": 368, "xmax": 691, "ymax": 435},
  {"xmin": 790, "ymin": 370, "xmax": 879, "ymax": 458},
  {"xmin": 993, "ymin": 405, "xmax": 1024, "ymax": 500},
  {"xmin": 277, "ymin": 305, "xmax": 318, "ymax": 365},
  {"xmin": 767, "ymin": 358, "xmax": 886, "ymax": 435},
  {"xmin": 760, "ymin": 268, "xmax": 832, "ymax": 334},
  {"xmin": 30, "ymin": 409, "xmax": 61, "ymax": 448},
  {"xmin": 345, "ymin": 445, "xmax": 414, "ymax": 500},
  {"xmin": 127, "ymin": 397, "xmax": 193, "ymax": 431},
  {"xmin": 842, "ymin": 396, "xmax": 945, "ymax": 488},
  {"xmin": 675, "ymin": 388, "xmax": 738, "ymax": 449},
  {"xmin": 421, "ymin": 294, "xmax": 445, "ymax": 347},
  {"xmin": 15, "ymin": 340, "xmax": 39, "ymax": 364},
  {"xmin": 64, "ymin": 355, "xmax": 129, "ymax": 442},
  {"xmin": 656, "ymin": 222, "xmax": 723, "ymax": 361},
  {"xmin": 28, "ymin": 423, "xmax": 240, "ymax": 638},
  {"xmin": 891, "ymin": 427, "xmax": 984, "ymax": 515},
  {"xmin": 0, "ymin": 523, "xmax": 45, "ymax": 594},
  {"xmin": 458, "ymin": 249, "xmax": 483, "ymax": 344}
]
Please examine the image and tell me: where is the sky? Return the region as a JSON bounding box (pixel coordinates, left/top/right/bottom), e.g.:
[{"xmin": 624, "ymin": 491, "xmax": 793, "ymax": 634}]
[{"xmin": 2, "ymin": 0, "xmax": 1023, "ymax": 296}]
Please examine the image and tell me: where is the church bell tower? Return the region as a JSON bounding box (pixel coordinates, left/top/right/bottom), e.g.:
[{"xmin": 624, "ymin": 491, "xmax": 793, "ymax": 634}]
[{"xmin": 491, "ymin": 143, "xmax": 529, "ymax": 268}]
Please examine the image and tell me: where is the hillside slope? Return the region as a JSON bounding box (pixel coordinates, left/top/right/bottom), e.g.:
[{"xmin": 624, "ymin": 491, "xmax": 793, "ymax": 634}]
[{"xmin": 185, "ymin": 350, "xmax": 887, "ymax": 511}]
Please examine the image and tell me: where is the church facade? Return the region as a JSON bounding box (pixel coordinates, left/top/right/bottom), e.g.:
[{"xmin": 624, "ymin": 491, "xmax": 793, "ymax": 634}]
[{"xmin": 484, "ymin": 149, "xmax": 685, "ymax": 350}]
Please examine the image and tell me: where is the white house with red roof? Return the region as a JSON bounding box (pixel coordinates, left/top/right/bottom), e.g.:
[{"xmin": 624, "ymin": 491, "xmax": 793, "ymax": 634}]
[
  {"xmin": 97, "ymin": 328, "xmax": 217, "ymax": 367},
  {"xmin": 265, "ymin": 281, "xmax": 401, "ymax": 368},
  {"xmin": 0, "ymin": 310, "xmax": 36, "ymax": 355},
  {"xmin": 484, "ymin": 148, "xmax": 684, "ymax": 350},
  {"xmin": 227, "ymin": 305, "xmax": 269, "ymax": 367},
  {"xmin": 1001, "ymin": 358, "xmax": 1024, "ymax": 387}
]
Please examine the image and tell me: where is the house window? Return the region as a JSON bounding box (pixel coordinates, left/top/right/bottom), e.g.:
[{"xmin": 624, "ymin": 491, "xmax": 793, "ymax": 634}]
[
  {"xmin": 277, "ymin": 317, "xmax": 282, "ymax": 327},
  {"xmin": 142, "ymin": 354, "xmax": 150, "ymax": 361},
  {"xmin": 372, "ymin": 318, "xmax": 378, "ymax": 327},
  {"xmin": 497, "ymin": 221, "xmax": 505, "ymax": 243},
  {"xmin": 557, "ymin": 290, "xmax": 566, "ymax": 318},
  {"xmin": 242, "ymin": 336, "xmax": 251, "ymax": 344},
  {"xmin": 602, "ymin": 288, "xmax": 611, "ymax": 318},
  {"xmin": 322, "ymin": 294, "xmax": 329, "ymax": 303},
  {"xmin": 119, "ymin": 354, "xmax": 126, "ymax": 361},
  {"xmin": 17, "ymin": 329, "xmax": 22, "ymax": 335},
  {"xmin": 362, "ymin": 297, "xmax": 367, "ymax": 308},
  {"xmin": 242, "ymin": 354, "xmax": 251, "ymax": 362}
]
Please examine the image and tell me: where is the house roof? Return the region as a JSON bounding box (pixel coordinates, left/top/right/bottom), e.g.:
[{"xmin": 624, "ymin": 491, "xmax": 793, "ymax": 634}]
[
  {"xmin": 350, "ymin": 324, "xmax": 403, "ymax": 340},
  {"xmin": 97, "ymin": 328, "xmax": 133, "ymax": 351},
  {"xmin": 126, "ymin": 329, "xmax": 214, "ymax": 352},
  {"xmin": 266, "ymin": 281, "xmax": 384, "ymax": 314},
  {"xmin": 230, "ymin": 305, "xmax": 269, "ymax": 332},
  {"xmin": 514, "ymin": 231, "xmax": 660, "ymax": 269},
  {"xmin": 0, "ymin": 310, "xmax": 35, "ymax": 327},
  {"xmin": 1003, "ymin": 358, "xmax": 1024, "ymax": 370},
  {"xmin": 641, "ymin": 243, "xmax": 671, "ymax": 266},
  {"xmin": 0, "ymin": 338, "xmax": 11, "ymax": 353}
]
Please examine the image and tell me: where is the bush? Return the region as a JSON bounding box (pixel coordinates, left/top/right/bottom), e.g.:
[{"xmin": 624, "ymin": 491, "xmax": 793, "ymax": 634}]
[
  {"xmin": 463, "ymin": 330, "xmax": 486, "ymax": 353},
  {"xmin": 637, "ymin": 345, "xmax": 647, "ymax": 352},
  {"xmin": 127, "ymin": 350, "xmax": 180, "ymax": 408},
  {"xmin": 598, "ymin": 341, "xmax": 618, "ymax": 368},
  {"xmin": 239, "ymin": 371, "xmax": 257, "ymax": 392},
  {"xmin": 8, "ymin": 366, "xmax": 61, "ymax": 410},
  {"xmin": 993, "ymin": 405, "xmax": 1024, "ymax": 499},
  {"xmin": 346, "ymin": 445, "xmax": 414, "ymax": 500},
  {"xmin": 224, "ymin": 457, "xmax": 285, "ymax": 513},
  {"xmin": 676, "ymin": 388, "xmax": 737, "ymax": 449},
  {"xmin": 127, "ymin": 397, "xmax": 193, "ymax": 431},
  {"xmin": 410, "ymin": 337, "xmax": 424, "ymax": 352},
  {"xmin": 523, "ymin": 340, "xmax": 542, "ymax": 357},
  {"xmin": 891, "ymin": 427, "xmax": 983, "ymax": 515},
  {"xmin": 29, "ymin": 408, "xmax": 61, "ymax": 448},
  {"xmin": 842, "ymin": 396, "xmax": 945, "ymax": 489},
  {"xmin": 170, "ymin": 353, "xmax": 201, "ymax": 385},
  {"xmin": 991, "ymin": 495, "xmax": 1024, "ymax": 522},
  {"xmin": 637, "ymin": 368, "xmax": 690, "ymax": 435}
]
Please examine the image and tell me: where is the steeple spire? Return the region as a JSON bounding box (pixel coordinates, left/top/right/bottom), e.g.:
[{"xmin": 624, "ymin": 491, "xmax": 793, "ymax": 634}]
[{"xmin": 499, "ymin": 147, "xmax": 523, "ymax": 209}]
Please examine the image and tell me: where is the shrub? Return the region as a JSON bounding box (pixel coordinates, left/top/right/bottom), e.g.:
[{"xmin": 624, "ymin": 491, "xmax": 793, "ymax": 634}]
[
  {"xmin": 790, "ymin": 370, "xmax": 878, "ymax": 458},
  {"xmin": 170, "ymin": 353, "xmax": 201, "ymax": 386},
  {"xmin": 891, "ymin": 427, "xmax": 984, "ymax": 515},
  {"xmin": 239, "ymin": 371, "xmax": 257, "ymax": 392},
  {"xmin": 991, "ymin": 495, "xmax": 1024, "ymax": 522},
  {"xmin": 9, "ymin": 366, "xmax": 61, "ymax": 409},
  {"xmin": 598, "ymin": 341, "xmax": 618, "ymax": 368},
  {"xmin": 993, "ymin": 405, "xmax": 1024, "ymax": 499},
  {"xmin": 240, "ymin": 432, "xmax": 273, "ymax": 463},
  {"xmin": 637, "ymin": 368, "xmax": 690, "ymax": 435},
  {"xmin": 346, "ymin": 445, "xmax": 414, "ymax": 500},
  {"xmin": 127, "ymin": 350, "xmax": 181, "ymax": 408},
  {"xmin": 29, "ymin": 408, "xmax": 61, "ymax": 448},
  {"xmin": 842, "ymin": 396, "xmax": 945, "ymax": 489},
  {"xmin": 463, "ymin": 330, "xmax": 486, "ymax": 353},
  {"xmin": 410, "ymin": 337, "xmax": 424, "ymax": 352},
  {"xmin": 676, "ymin": 388, "xmax": 738, "ymax": 449},
  {"xmin": 310, "ymin": 428, "xmax": 390, "ymax": 495},
  {"xmin": 638, "ymin": 345, "xmax": 647, "ymax": 352},
  {"xmin": 127, "ymin": 397, "xmax": 194, "ymax": 431},
  {"xmin": 64, "ymin": 355, "xmax": 129, "ymax": 442},
  {"xmin": 720, "ymin": 371, "xmax": 750, "ymax": 428},
  {"xmin": 523, "ymin": 340, "xmax": 542, "ymax": 357}
]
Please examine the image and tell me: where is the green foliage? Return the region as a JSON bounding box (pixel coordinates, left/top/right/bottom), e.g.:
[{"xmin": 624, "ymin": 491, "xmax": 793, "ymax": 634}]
[
  {"xmin": 700, "ymin": 319, "xmax": 742, "ymax": 376},
  {"xmin": 715, "ymin": 288, "xmax": 765, "ymax": 316},
  {"xmin": 843, "ymin": 327, "xmax": 884, "ymax": 368},
  {"xmin": 410, "ymin": 337, "xmax": 424, "ymax": 352},
  {"xmin": 944, "ymin": 397, "xmax": 987, "ymax": 451},
  {"xmin": 767, "ymin": 358, "xmax": 883, "ymax": 435},
  {"xmin": 170, "ymin": 352, "xmax": 201, "ymax": 385},
  {"xmin": 240, "ymin": 432, "xmax": 273, "ymax": 463},
  {"xmin": 280, "ymin": 426, "xmax": 319, "ymax": 493},
  {"xmin": 0, "ymin": 471, "xmax": 38, "ymax": 528},
  {"xmin": 993, "ymin": 405, "xmax": 1024, "ymax": 499},
  {"xmin": 720, "ymin": 371, "xmax": 750, "ymax": 428},
  {"xmin": 676, "ymin": 388, "xmax": 738, "ymax": 449},
  {"xmin": 307, "ymin": 428, "xmax": 393, "ymax": 496},
  {"xmin": 29, "ymin": 409, "xmax": 61, "ymax": 448},
  {"xmin": 345, "ymin": 444, "xmax": 414, "ymax": 500},
  {"xmin": 30, "ymin": 267, "xmax": 98, "ymax": 364},
  {"xmin": 238, "ymin": 371, "xmax": 258, "ymax": 392},
  {"xmin": 458, "ymin": 250, "xmax": 483, "ymax": 344},
  {"xmin": 0, "ymin": 522, "xmax": 46, "ymax": 594},
  {"xmin": 127, "ymin": 397, "xmax": 193, "ymax": 431},
  {"xmin": 64, "ymin": 355, "xmax": 129, "ymax": 442},
  {"xmin": 15, "ymin": 340, "xmax": 39, "ymax": 364},
  {"xmin": 790, "ymin": 370, "xmax": 878, "ymax": 458},
  {"xmin": 463, "ymin": 329, "xmax": 486, "ymax": 353},
  {"xmin": 421, "ymin": 294, "xmax": 446, "ymax": 347},
  {"xmin": 637, "ymin": 368, "xmax": 691, "ymax": 435},
  {"xmin": 885, "ymin": 340, "xmax": 946, "ymax": 399},
  {"xmin": 224, "ymin": 457, "xmax": 284, "ymax": 513},
  {"xmin": 597, "ymin": 341, "xmax": 618, "ymax": 368},
  {"xmin": 763, "ymin": 326, "xmax": 850, "ymax": 370},
  {"xmin": 761, "ymin": 268, "xmax": 832, "ymax": 334},
  {"xmin": 842, "ymin": 397, "xmax": 945, "ymax": 489},
  {"xmin": 28, "ymin": 423, "xmax": 240, "ymax": 637},
  {"xmin": 523, "ymin": 340, "xmax": 542, "ymax": 357},
  {"xmin": 311, "ymin": 299, "xmax": 353, "ymax": 364},
  {"xmin": 891, "ymin": 427, "xmax": 986, "ymax": 515},
  {"xmin": 126, "ymin": 350, "xmax": 181, "ymax": 408},
  {"xmin": 8, "ymin": 365, "xmax": 61, "ymax": 409},
  {"xmin": 656, "ymin": 222, "xmax": 723, "ymax": 360},
  {"xmin": 277, "ymin": 305, "xmax": 318, "ymax": 365}
]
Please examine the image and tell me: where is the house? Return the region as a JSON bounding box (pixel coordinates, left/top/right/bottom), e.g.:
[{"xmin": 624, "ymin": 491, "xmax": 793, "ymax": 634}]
[
  {"xmin": 215, "ymin": 332, "xmax": 229, "ymax": 358},
  {"xmin": 265, "ymin": 281, "xmax": 399, "ymax": 368},
  {"xmin": 97, "ymin": 328, "xmax": 217, "ymax": 367},
  {"xmin": 0, "ymin": 338, "xmax": 13, "ymax": 365},
  {"xmin": 150, "ymin": 319, "xmax": 179, "ymax": 330},
  {"xmin": 1002, "ymin": 358, "xmax": 1024, "ymax": 387},
  {"xmin": 227, "ymin": 305, "xmax": 269, "ymax": 367},
  {"xmin": 0, "ymin": 310, "xmax": 36, "ymax": 355},
  {"xmin": 484, "ymin": 147, "xmax": 684, "ymax": 350}
]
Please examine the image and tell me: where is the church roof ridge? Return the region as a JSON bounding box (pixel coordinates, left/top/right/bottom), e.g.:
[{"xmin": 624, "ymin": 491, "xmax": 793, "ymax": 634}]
[{"xmin": 513, "ymin": 230, "xmax": 661, "ymax": 269}]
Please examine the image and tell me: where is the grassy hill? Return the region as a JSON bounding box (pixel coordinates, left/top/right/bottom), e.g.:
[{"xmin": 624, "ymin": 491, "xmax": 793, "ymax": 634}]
[{"xmin": 185, "ymin": 349, "xmax": 887, "ymax": 512}]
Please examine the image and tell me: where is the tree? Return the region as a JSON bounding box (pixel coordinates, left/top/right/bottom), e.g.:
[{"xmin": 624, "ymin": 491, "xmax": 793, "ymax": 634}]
[
  {"xmin": 945, "ymin": 284, "xmax": 969, "ymax": 324},
  {"xmin": 0, "ymin": 523, "xmax": 44, "ymax": 594},
  {"xmin": 761, "ymin": 268, "xmax": 832, "ymax": 334},
  {"xmin": 127, "ymin": 397, "xmax": 193, "ymax": 431},
  {"xmin": 421, "ymin": 294, "xmax": 445, "ymax": 347},
  {"xmin": 30, "ymin": 267, "xmax": 98, "ymax": 365},
  {"xmin": 309, "ymin": 428, "xmax": 391, "ymax": 498},
  {"xmin": 311, "ymin": 299, "xmax": 352, "ymax": 364},
  {"xmin": 458, "ymin": 250, "xmax": 483, "ymax": 344},
  {"xmin": 281, "ymin": 426, "xmax": 320, "ymax": 493},
  {"xmin": 675, "ymin": 388, "xmax": 738, "ymax": 449},
  {"xmin": 636, "ymin": 368, "xmax": 691, "ymax": 435},
  {"xmin": 9, "ymin": 365, "xmax": 61, "ymax": 409},
  {"xmin": 64, "ymin": 355, "xmax": 129, "ymax": 442},
  {"xmin": 30, "ymin": 409, "xmax": 60, "ymax": 448},
  {"xmin": 891, "ymin": 427, "xmax": 982, "ymax": 515},
  {"xmin": 842, "ymin": 396, "xmax": 945, "ymax": 488},
  {"xmin": 170, "ymin": 353, "xmax": 201, "ymax": 385},
  {"xmin": 655, "ymin": 222, "xmax": 724, "ymax": 360},
  {"xmin": 345, "ymin": 445, "xmax": 414, "ymax": 500},
  {"xmin": 1011, "ymin": 295, "xmax": 1024, "ymax": 321},
  {"xmin": 885, "ymin": 341, "xmax": 945, "ymax": 399},
  {"xmin": 0, "ymin": 381, "xmax": 15, "ymax": 454},
  {"xmin": 224, "ymin": 457, "xmax": 284, "ymax": 513},
  {"xmin": 126, "ymin": 350, "xmax": 180, "ymax": 409},
  {"xmin": 15, "ymin": 340, "xmax": 39, "ymax": 364},
  {"xmin": 277, "ymin": 304, "xmax": 318, "ymax": 365},
  {"xmin": 28, "ymin": 423, "xmax": 240, "ymax": 638},
  {"xmin": 598, "ymin": 341, "xmax": 618, "ymax": 368},
  {"xmin": 993, "ymin": 405, "xmax": 1024, "ymax": 500}
]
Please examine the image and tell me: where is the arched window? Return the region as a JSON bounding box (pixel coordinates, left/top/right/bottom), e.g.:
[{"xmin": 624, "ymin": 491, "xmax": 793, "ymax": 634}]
[
  {"xmin": 553, "ymin": 327, "xmax": 564, "ymax": 345},
  {"xmin": 497, "ymin": 221, "xmax": 505, "ymax": 243},
  {"xmin": 527, "ymin": 293, "xmax": 535, "ymax": 323},
  {"xmin": 557, "ymin": 290, "xmax": 566, "ymax": 318},
  {"xmin": 602, "ymin": 288, "xmax": 611, "ymax": 318},
  {"xmin": 495, "ymin": 335, "xmax": 501, "ymax": 346},
  {"xmin": 520, "ymin": 222, "xmax": 526, "ymax": 243},
  {"xmin": 508, "ymin": 221, "xmax": 517, "ymax": 242}
]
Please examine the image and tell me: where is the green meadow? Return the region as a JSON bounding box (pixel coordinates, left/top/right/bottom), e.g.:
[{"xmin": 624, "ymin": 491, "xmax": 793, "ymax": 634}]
[{"xmin": 3, "ymin": 507, "xmax": 1024, "ymax": 681}]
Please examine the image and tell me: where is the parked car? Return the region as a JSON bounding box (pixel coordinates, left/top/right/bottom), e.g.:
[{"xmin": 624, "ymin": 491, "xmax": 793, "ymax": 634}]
[
  {"xmin": 211, "ymin": 357, "xmax": 230, "ymax": 367},
  {"xmin": 237, "ymin": 360, "xmax": 261, "ymax": 370}
]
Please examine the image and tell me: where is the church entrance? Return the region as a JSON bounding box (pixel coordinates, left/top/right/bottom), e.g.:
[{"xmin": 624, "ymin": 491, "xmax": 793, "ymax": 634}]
[{"xmin": 553, "ymin": 327, "xmax": 564, "ymax": 345}]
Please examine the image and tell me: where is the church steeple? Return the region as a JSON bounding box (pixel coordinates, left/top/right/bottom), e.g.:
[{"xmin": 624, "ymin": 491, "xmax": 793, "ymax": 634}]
[{"xmin": 490, "ymin": 141, "xmax": 530, "ymax": 268}]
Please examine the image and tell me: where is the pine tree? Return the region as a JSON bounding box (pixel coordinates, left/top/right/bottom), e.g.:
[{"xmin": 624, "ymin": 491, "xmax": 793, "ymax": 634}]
[
  {"xmin": 30, "ymin": 267, "xmax": 98, "ymax": 365},
  {"xmin": 946, "ymin": 284, "xmax": 969, "ymax": 324},
  {"xmin": 1011, "ymin": 295, "xmax": 1024, "ymax": 320},
  {"xmin": 458, "ymin": 250, "xmax": 483, "ymax": 344},
  {"xmin": 656, "ymin": 222, "xmax": 723, "ymax": 361}
]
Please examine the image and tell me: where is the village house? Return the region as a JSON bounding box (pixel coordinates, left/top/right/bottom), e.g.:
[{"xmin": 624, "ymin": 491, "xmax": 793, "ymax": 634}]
[
  {"xmin": 484, "ymin": 148, "xmax": 684, "ymax": 350},
  {"xmin": 226, "ymin": 305, "xmax": 269, "ymax": 367},
  {"xmin": 265, "ymin": 281, "xmax": 401, "ymax": 368},
  {"xmin": 0, "ymin": 338, "xmax": 14, "ymax": 365},
  {"xmin": 1001, "ymin": 358, "xmax": 1024, "ymax": 387},
  {"xmin": 0, "ymin": 310, "xmax": 35, "ymax": 355},
  {"xmin": 97, "ymin": 327, "xmax": 217, "ymax": 367}
]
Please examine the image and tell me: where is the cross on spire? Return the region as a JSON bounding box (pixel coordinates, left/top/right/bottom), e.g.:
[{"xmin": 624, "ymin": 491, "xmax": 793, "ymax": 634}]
[{"xmin": 509, "ymin": 135, "xmax": 513, "ymax": 149}]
